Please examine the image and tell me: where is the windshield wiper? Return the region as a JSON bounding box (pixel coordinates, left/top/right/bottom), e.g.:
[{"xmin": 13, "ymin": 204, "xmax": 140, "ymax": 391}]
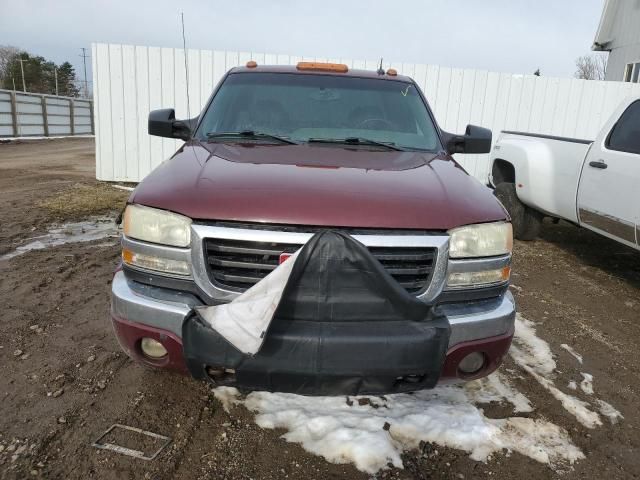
[
  {"xmin": 206, "ymin": 130, "xmax": 298, "ymax": 145},
  {"xmin": 307, "ymin": 137, "xmax": 405, "ymax": 151}
]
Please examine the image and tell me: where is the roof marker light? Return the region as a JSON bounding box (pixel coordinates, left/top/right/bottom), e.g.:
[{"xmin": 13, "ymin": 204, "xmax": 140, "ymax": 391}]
[
  {"xmin": 296, "ymin": 62, "xmax": 349, "ymax": 73},
  {"xmin": 386, "ymin": 68, "xmax": 398, "ymax": 76},
  {"xmin": 246, "ymin": 60, "xmax": 258, "ymax": 68}
]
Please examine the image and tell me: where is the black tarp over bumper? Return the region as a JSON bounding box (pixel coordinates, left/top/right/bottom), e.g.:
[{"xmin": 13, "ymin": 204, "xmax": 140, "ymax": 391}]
[{"xmin": 183, "ymin": 231, "xmax": 451, "ymax": 395}]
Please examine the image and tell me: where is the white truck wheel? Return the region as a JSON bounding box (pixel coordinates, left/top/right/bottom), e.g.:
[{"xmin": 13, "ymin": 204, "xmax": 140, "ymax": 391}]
[{"xmin": 494, "ymin": 182, "xmax": 542, "ymax": 241}]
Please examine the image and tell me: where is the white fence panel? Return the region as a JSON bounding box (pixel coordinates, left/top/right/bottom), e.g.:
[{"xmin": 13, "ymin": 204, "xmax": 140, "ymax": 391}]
[{"xmin": 92, "ymin": 42, "xmax": 640, "ymax": 183}]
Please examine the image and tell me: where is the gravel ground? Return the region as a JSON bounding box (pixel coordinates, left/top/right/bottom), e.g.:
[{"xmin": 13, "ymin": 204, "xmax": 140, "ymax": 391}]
[{"xmin": 0, "ymin": 138, "xmax": 638, "ymax": 479}]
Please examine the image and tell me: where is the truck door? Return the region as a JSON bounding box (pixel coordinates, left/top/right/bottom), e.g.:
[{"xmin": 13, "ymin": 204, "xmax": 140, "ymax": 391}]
[{"xmin": 577, "ymin": 99, "xmax": 640, "ymax": 249}]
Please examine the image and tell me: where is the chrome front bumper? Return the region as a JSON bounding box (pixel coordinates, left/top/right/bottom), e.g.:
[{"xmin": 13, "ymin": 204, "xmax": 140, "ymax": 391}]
[{"xmin": 111, "ymin": 270, "xmax": 515, "ymax": 349}]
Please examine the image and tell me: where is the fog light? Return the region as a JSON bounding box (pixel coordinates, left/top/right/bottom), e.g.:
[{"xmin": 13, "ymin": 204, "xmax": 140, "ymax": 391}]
[
  {"xmin": 458, "ymin": 352, "xmax": 485, "ymax": 375},
  {"xmin": 140, "ymin": 337, "xmax": 168, "ymax": 359}
]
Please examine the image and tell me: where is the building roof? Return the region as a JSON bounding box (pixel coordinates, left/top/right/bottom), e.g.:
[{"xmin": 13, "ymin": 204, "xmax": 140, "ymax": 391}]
[{"xmin": 593, "ymin": 0, "xmax": 619, "ymax": 51}]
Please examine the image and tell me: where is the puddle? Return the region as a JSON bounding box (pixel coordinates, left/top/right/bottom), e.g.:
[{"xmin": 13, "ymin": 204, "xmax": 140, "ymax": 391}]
[{"xmin": 1, "ymin": 217, "xmax": 119, "ymax": 260}]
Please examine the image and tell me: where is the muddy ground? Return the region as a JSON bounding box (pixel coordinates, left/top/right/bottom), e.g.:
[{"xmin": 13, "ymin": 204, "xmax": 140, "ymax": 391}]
[{"xmin": 0, "ymin": 138, "xmax": 639, "ymax": 479}]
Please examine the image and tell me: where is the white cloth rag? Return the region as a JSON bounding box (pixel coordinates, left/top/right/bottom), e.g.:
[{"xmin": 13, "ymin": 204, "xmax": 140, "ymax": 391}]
[{"xmin": 194, "ymin": 250, "xmax": 300, "ymax": 355}]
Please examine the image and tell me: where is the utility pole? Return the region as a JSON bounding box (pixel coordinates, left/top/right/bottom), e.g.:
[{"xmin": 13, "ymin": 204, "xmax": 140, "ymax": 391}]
[
  {"xmin": 17, "ymin": 58, "xmax": 27, "ymax": 92},
  {"xmin": 54, "ymin": 67, "xmax": 59, "ymax": 96},
  {"xmin": 79, "ymin": 48, "xmax": 89, "ymax": 98}
]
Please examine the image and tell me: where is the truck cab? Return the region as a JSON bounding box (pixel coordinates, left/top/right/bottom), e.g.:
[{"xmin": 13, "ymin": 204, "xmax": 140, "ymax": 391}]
[{"xmin": 577, "ymin": 97, "xmax": 640, "ymax": 249}]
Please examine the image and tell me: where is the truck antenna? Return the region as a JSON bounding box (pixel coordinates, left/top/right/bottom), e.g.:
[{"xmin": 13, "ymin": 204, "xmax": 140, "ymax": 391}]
[
  {"xmin": 377, "ymin": 58, "xmax": 385, "ymax": 75},
  {"xmin": 181, "ymin": 12, "xmax": 191, "ymax": 122}
]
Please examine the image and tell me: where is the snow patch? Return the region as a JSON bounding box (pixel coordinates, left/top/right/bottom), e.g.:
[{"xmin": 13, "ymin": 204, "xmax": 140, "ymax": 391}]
[
  {"xmin": 466, "ymin": 372, "xmax": 533, "ymax": 413},
  {"xmin": 579, "ymin": 373, "xmax": 594, "ymax": 395},
  {"xmin": 209, "ymin": 314, "xmax": 622, "ymax": 474},
  {"xmin": 495, "ymin": 417, "xmax": 584, "ymax": 466},
  {"xmin": 215, "ymin": 379, "xmax": 583, "ymax": 474},
  {"xmin": 0, "ymin": 135, "xmax": 94, "ymax": 142},
  {"xmin": 560, "ymin": 344, "xmax": 583, "ymax": 364},
  {"xmin": 111, "ymin": 184, "xmax": 135, "ymax": 192},
  {"xmin": 0, "ymin": 217, "xmax": 117, "ymax": 260},
  {"xmin": 511, "ymin": 314, "xmax": 556, "ymax": 376},
  {"xmin": 525, "ymin": 368, "xmax": 601, "ymax": 428},
  {"xmin": 595, "ymin": 399, "xmax": 623, "ymax": 424},
  {"xmin": 511, "ymin": 315, "xmax": 601, "ymax": 428},
  {"xmin": 213, "ymin": 386, "xmax": 242, "ymax": 413}
]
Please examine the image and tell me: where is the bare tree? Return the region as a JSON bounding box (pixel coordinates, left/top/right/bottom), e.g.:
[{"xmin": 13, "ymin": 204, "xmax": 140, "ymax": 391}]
[
  {"xmin": 575, "ymin": 54, "xmax": 607, "ymax": 80},
  {"xmin": 0, "ymin": 45, "xmax": 21, "ymax": 79}
]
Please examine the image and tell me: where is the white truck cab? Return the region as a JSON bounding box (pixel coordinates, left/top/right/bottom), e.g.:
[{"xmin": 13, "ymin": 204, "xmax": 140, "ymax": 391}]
[{"xmin": 489, "ymin": 96, "xmax": 640, "ymax": 250}]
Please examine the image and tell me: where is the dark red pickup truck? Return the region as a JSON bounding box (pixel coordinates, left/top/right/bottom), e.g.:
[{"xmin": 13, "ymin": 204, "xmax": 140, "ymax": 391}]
[{"xmin": 111, "ymin": 62, "xmax": 514, "ymax": 395}]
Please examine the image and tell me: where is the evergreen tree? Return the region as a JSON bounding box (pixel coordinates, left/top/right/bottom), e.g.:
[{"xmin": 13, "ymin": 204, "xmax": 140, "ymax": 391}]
[
  {"xmin": 2, "ymin": 52, "xmax": 47, "ymax": 93},
  {"xmin": 55, "ymin": 62, "xmax": 80, "ymax": 97},
  {"xmin": 0, "ymin": 47, "xmax": 81, "ymax": 97}
]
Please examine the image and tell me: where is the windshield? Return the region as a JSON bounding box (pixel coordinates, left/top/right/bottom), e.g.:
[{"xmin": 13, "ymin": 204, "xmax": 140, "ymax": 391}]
[{"xmin": 196, "ymin": 72, "xmax": 441, "ymax": 151}]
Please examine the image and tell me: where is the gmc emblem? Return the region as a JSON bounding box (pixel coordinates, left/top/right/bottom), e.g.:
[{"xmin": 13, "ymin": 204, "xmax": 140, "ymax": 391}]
[{"xmin": 278, "ymin": 252, "xmax": 293, "ymax": 264}]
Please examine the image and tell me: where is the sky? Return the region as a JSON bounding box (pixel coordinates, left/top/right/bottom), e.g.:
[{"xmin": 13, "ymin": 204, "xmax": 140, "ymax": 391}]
[{"xmin": 1, "ymin": 0, "xmax": 606, "ymax": 86}]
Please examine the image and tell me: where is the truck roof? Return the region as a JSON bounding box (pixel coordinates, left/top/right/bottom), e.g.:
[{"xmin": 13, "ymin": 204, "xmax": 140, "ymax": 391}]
[{"xmin": 229, "ymin": 64, "xmax": 414, "ymax": 83}]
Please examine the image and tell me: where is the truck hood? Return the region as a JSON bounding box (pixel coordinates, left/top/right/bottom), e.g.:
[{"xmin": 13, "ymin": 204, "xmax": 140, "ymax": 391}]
[{"xmin": 131, "ymin": 141, "xmax": 507, "ymax": 230}]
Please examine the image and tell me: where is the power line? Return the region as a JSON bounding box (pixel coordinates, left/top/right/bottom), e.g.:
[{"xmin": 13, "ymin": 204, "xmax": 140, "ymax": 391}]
[
  {"xmin": 17, "ymin": 58, "xmax": 27, "ymax": 92},
  {"xmin": 79, "ymin": 48, "xmax": 90, "ymax": 98},
  {"xmin": 181, "ymin": 12, "xmax": 191, "ymax": 121}
]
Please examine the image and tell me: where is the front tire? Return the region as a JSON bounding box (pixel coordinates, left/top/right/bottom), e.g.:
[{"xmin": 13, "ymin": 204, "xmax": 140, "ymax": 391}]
[{"xmin": 494, "ymin": 182, "xmax": 542, "ymax": 241}]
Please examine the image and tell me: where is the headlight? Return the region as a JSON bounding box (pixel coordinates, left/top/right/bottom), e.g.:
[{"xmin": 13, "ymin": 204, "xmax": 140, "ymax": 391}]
[
  {"xmin": 448, "ymin": 222, "xmax": 512, "ymax": 258},
  {"xmin": 123, "ymin": 204, "xmax": 191, "ymax": 247}
]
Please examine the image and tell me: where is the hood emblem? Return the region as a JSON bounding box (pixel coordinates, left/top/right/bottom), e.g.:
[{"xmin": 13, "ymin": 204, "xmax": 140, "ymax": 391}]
[{"xmin": 279, "ymin": 252, "xmax": 293, "ymax": 264}]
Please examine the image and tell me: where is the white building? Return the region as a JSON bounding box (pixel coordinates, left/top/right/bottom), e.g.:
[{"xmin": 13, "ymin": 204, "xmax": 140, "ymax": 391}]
[{"xmin": 593, "ymin": 0, "xmax": 640, "ymax": 82}]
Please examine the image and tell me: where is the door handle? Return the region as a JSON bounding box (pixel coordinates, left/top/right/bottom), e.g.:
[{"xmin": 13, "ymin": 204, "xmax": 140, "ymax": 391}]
[{"xmin": 589, "ymin": 160, "xmax": 608, "ymax": 169}]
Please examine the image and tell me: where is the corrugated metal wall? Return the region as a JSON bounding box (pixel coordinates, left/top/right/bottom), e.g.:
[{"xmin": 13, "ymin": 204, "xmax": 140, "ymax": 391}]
[
  {"xmin": 598, "ymin": 0, "xmax": 640, "ymax": 81},
  {"xmin": 0, "ymin": 89, "xmax": 93, "ymax": 137},
  {"xmin": 92, "ymin": 42, "xmax": 640, "ymax": 183}
]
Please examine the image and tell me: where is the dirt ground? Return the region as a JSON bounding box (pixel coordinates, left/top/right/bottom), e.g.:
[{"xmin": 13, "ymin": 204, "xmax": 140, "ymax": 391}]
[{"xmin": 1, "ymin": 138, "xmax": 639, "ymax": 480}]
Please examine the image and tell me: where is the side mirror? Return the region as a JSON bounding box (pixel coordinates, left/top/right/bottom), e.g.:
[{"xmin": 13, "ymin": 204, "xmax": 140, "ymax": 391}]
[
  {"xmin": 148, "ymin": 108, "xmax": 192, "ymax": 141},
  {"xmin": 443, "ymin": 124, "xmax": 492, "ymax": 154}
]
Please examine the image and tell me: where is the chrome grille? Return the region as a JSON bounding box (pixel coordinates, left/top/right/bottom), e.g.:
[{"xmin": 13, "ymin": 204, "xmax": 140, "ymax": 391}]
[{"xmin": 204, "ymin": 237, "xmax": 437, "ymax": 294}]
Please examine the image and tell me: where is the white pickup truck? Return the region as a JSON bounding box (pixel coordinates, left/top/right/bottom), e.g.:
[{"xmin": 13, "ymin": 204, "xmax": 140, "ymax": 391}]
[{"xmin": 489, "ymin": 96, "xmax": 640, "ymax": 250}]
